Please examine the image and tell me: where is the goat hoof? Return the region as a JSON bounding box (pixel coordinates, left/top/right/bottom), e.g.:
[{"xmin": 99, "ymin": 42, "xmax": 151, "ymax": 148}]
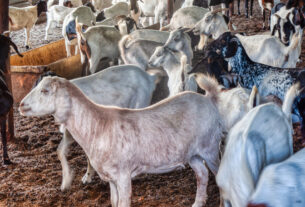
[
  {"xmin": 3, "ymin": 159, "xmax": 12, "ymax": 165},
  {"xmin": 60, "ymin": 171, "xmax": 74, "ymax": 191},
  {"xmin": 25, "ymin": 45, "xmax": 30, "ymax": 50},
  {"xmin": 60, "ymin": 182, "xmax": 71, "ymax": 192}
]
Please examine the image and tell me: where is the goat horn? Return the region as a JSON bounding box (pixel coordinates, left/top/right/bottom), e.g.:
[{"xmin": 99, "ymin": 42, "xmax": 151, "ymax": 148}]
[{"xmin": 210, "ymin": 8, "xmax": 229, "ymax": 15}]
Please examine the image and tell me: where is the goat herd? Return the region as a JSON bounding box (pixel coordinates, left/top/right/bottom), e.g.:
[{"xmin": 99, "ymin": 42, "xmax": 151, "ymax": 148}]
[{"xmin": 1, "ymin": 0, "xmax": 305, "ymax": 206}]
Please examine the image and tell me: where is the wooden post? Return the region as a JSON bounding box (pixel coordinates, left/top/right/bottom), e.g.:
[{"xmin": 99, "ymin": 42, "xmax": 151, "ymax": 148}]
[
  {"xmin": 0, "ymin": 0, "xmax": 15, "ymax": 141},
  {"xmin": 167, "ymin": 0, "xmax": 174, "ymax": 24}
]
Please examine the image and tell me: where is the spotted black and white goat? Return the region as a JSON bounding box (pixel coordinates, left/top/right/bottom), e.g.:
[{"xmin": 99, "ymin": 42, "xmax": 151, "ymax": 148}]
[{"xmin": 202, "ymin": 32, "xmax": 305, "ymax": 136}]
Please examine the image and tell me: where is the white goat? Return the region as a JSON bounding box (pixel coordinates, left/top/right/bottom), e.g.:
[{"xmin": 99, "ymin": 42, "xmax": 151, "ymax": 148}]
[
  {"xmin": 137, "ymin": 0, "xmax": 158, "ymax": 26},
  {"xmin": 76, "ymin": 22, "xmax": 122, "ymax": 74},
  {"xmin": 160, "ymin": 6, "xmax": 209, "ymax": 31},
  {"xmin": 20, "ymin": 76, "xmax": 224, "ymax": 207},
  {"xmin": 163, "ymin": 28, "xmax": 193, "ymax": 64},
  {"xmin": 192, "ymin": 9, "xmax": 229, "ymax": 50},
  {"xmin": 216, "ymin": 83, "xmax": 299, "ymax": 207},
  {"xmin": 137, "ymin": 0, "xmax": 183, "ymax": 27},
  {"xmin": 27, "ymin": 65, "xmax": 157, "ymax": 191},
  {"xmin": 248, "ymin": 148, "xmax": 305, "ymax": 207},
  {"xmin": 45, "ymin": 5, "xmax": 74, "ymax": 40},
  {"xmin": 149, "ymin": 46, "xmax": 197, "ymax": 96},
  {"xmin": 270, "ymin": 6, "xmax": 295, "ymax": 43},
  {"xmin": 154, "ymin": 0, "xmax": 184, "ymax": 28},
  {"xmin": 270, "ymin": 8, "xmax": 303, "ymax": 63},
  {"xmin": 119, "ymin": 35, "xmax": 163, "ymax": 70},
  {"xmin": 9, "ymin": 0, "xmax": 47, "ymax": 49},
  {"xmin": 193, "ymin": 74, "xmax": 259, "ymax": 132},
  {"xmin": 62, "ymin": 6, "xmax": 96, "ymax": 57},
  {"xmin": 236, "ymin": 30, "xmax": 301, "ymax": 68},
  {"xmin": 101, "ymin": 2, "xmax": 130, "ymax": 19}
]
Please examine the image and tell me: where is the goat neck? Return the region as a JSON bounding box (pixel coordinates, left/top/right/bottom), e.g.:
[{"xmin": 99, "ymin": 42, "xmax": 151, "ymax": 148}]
[
  {"xmin": 162, "ymin": 52, "xmax": 185, "ymax": 96},
  {"xmin": 61, "ymin": 83, "xmax": 114, "ymax": 156}
]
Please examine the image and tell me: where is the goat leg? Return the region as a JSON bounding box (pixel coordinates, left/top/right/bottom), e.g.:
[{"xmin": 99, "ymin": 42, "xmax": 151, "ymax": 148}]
[
  {"xmin": 110, "ymin": 181, "xmax": 119, "ymax": 207},
  {"xmin": 237, "ymin": 0, "xmax": 241, "ymax": 15},
  {"xmin": 250, "ymin": 0, "xmax": 254, "ymax": 17},
  {"xmin": 1, "ymin": 118, "xmax": 11, "ymax": 165},
  {"xmin": 81, "ymin": 158, "xmax": 96, "ymax": 184},
  {"xmin": 245, "ymin": 0, "xmax": 249, "ymax": 18},
  {"xmin": 116, "ymin": 173, "xmax": 132, "ymax": 207},
  {"xmin": 263, "ymin": 9, "xmax": 266, "ymax": 29},
  {"xmin": 189, "ymin": 156, "xmax": 209, "ymax": 207},
  {"xmin": 229, "ymin": 2, "xmax": 234, "ymax": 17},
  {"xmin": 57, "ymin": 130, "xmax": 74, "ymax": 191}
]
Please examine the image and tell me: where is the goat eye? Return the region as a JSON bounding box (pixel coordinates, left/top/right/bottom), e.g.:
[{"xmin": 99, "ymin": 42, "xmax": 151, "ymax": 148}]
[{"xmin": 41, "ymin": 89, "xmax": 49, "ymax": 94}]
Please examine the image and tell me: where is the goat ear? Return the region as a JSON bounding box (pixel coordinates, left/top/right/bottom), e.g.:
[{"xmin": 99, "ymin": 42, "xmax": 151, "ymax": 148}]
[
  {"xmin": 226, "ymin": 37, "xmax": 238, "ymax": 57},
  {"xmin": 293, "ymin": 9, "xmax": 302, "ymax": 25}
]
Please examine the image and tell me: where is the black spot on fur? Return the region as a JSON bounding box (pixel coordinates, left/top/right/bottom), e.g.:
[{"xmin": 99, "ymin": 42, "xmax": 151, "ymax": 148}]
[
  {"xmin": 96, "ymin": 11, "xmax": 105, "ymax": 22},
  {"xmin": 84, "ymin": 2, "xmax": 96, "ymax": 13}
]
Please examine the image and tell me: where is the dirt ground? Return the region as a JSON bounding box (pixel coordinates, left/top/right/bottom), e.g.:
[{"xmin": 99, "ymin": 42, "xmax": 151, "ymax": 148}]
[{"xmin": 1, "ymin": 1, "xmax": 305, "ymax": 206}]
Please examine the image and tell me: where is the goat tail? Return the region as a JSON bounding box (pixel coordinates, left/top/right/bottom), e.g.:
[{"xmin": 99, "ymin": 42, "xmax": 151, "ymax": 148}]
[
  {"xmin": 75, "ymin": 17, "xmax": 86, "ymax": 41},
  {"xmin": 118, "ymin": 34, "xmax": 130, "ymax": 64},
  {"xmin": 248, "ymin": 85, "xmax": 259, "ymax": 110},
  {"xmin": 193, "ymin": 73, "xmax": 220, "ymax": 103},
  {"xmin": 282, "ymin": 83, "xmax": 300, "ymax": 122},
  {"xmin": 8, "ymin": 37, "xmax": 23, "ymax": 57}
]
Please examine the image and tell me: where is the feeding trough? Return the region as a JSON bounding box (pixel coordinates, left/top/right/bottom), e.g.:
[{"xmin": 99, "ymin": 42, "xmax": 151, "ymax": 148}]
[{"xmin": 10, "ymin": 39, "xmax": 83, "ymax": 102}]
